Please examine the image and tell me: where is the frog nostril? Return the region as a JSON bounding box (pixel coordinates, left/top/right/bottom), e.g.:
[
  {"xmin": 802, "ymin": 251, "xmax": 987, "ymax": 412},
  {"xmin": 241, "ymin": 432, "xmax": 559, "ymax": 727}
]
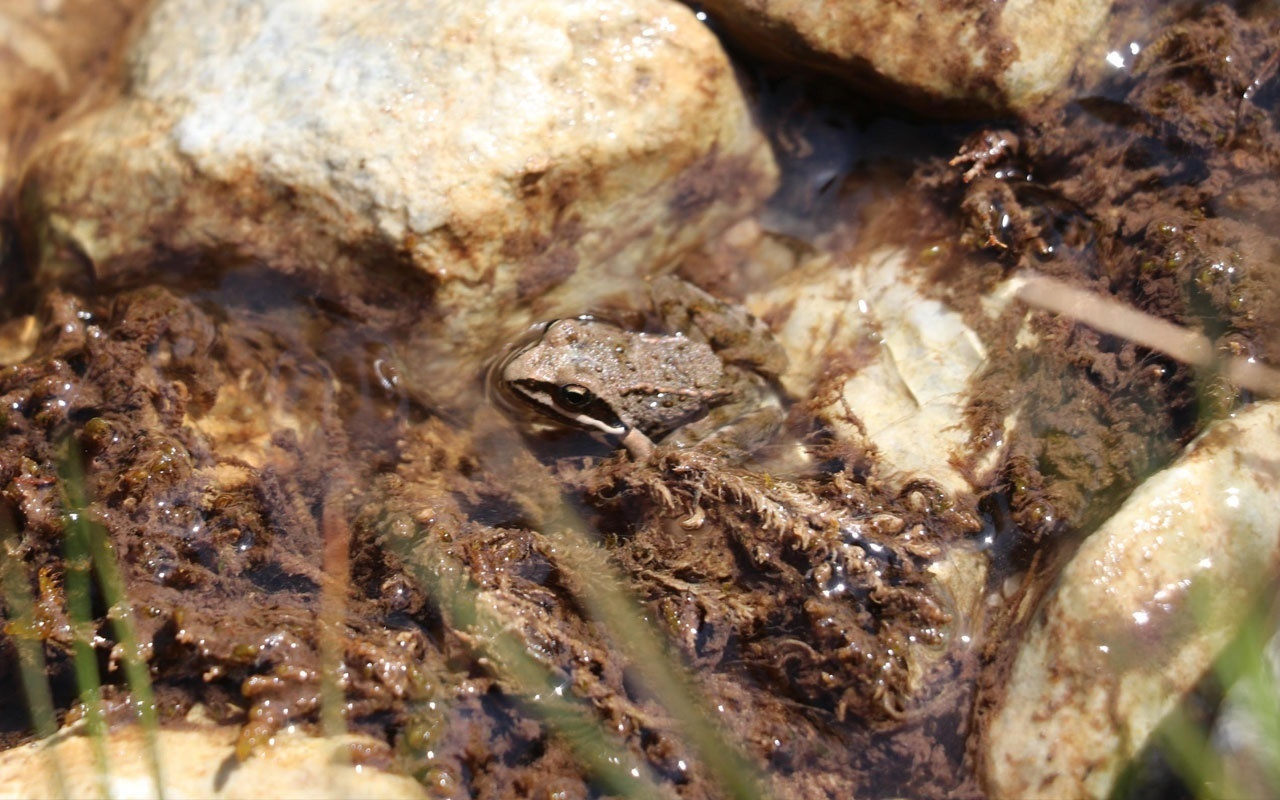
[{"xmin": 557, "ymin": 384, "xmax": 595, "ymax": 408}]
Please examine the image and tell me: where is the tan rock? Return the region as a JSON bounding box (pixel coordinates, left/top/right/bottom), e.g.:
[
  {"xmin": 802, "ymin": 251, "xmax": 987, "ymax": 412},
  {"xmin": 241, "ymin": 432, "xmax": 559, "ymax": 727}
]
[
  {"xmin": 694, "ymin": 0, "xmax": 1113, "ymax": 113},
  {"xmin": 0, "ymin": 314, "xmax": 36, "ymax": 364},
  {"xmin": 0, "ymin": 722, "xmax": 427, "ymax": 800},
  {"xmin": 746, "ymin": 246, "xmax": 990, "ymax": 496},
  {"xmin": 19, "ymin": 0, "xmax": 777, "ymax": 401},
  {"xmin": 982, "ymin": 401, "xmax": 1280, "ymax": 798},
  {"xmin": 0, "ymin": 0, "xmax": 147, "ymax": 196}
]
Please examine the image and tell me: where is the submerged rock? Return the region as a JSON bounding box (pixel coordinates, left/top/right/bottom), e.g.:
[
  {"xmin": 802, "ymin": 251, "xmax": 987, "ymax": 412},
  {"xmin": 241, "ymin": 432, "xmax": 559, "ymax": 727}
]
[
  {"xmin": 0, "ymin": 721, "xmax": 428, "ymax": 800},
  {"xmin": 746, "ymin": 245, "xmax": 992, "ymax": 497},
  {"xmin": 19, "ymin": 0, "xmax": 777, "ymax": 400}
]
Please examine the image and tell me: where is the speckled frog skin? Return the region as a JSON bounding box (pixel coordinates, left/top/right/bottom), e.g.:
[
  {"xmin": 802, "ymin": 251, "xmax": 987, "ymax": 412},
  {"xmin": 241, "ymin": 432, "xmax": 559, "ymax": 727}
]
[{"xmin": 492, "ymin": 276, "xmax": 786, "ymax": 459}]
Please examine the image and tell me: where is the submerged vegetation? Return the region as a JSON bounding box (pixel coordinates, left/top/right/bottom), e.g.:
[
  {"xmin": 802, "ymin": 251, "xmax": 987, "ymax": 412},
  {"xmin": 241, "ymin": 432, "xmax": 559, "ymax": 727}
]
[{"xmin": 1, "ymin": 3, "xmax": 1279, "ymax": 799}]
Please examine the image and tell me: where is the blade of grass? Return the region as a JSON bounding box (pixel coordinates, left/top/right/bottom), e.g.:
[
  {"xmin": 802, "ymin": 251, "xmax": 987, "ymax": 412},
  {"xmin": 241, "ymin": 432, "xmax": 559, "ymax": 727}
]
[
  {"xmin": 398, "ymin": 536, "xmax": 667, "ymax": 800},
  {"xmin": 0, "ymin": 511, "xmax": 69, "ymax": 798},
  {"xmin": 1148, "ymin": 581, "xmax": 1280, "ymax": 799},
  {"xmin": 61, "ymin": 499, "xmax": 112, "ymax": 800},
  {"xmin": 319, "ymin": 481, "xmax": 352, "ymax": 745},
  {"xmin": 478, "ymin": 434, "xmax": 768, "ymax": 800},
  {"xmin": 60, "ymin": 443, "xmax": 166, "ymax": 799},
  {"xmin": 534, "ymin": 504, "xmax": 769, "ymax": 800}
]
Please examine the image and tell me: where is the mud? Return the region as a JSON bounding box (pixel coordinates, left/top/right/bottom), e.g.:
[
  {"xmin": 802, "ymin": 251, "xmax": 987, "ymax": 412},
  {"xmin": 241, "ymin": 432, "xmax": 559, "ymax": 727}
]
[{"xmin": 1, "ymin": 3, "xmax": 1279, "ymax": 799}]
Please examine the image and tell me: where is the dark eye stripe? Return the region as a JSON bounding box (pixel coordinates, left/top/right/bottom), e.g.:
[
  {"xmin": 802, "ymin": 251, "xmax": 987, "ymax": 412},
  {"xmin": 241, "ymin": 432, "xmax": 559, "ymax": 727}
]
[{"xmin": 505, "ymin": 380, "xmax": 626, "ymax": 436}]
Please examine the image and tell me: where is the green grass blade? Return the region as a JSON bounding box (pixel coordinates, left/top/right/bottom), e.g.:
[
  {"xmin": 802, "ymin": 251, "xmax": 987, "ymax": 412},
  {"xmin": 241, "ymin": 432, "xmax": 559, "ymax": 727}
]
[
  {"xmin": 60, "ymin": 444, "xmax": 166, "ymax": 799},
  {"xmin": 0, "ymin": 511, "xmax": 69, "ymax": 798}
]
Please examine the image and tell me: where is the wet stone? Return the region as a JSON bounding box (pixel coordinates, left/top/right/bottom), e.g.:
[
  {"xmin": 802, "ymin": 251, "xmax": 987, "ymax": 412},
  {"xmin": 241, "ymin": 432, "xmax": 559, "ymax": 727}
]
[
  {"xmin": 689, "ymin": 0, "xmax": 1115, "ymax": 114},
  {"xmin": 18, "ymin": 0, "xmax": 778, "ymax": 405}
]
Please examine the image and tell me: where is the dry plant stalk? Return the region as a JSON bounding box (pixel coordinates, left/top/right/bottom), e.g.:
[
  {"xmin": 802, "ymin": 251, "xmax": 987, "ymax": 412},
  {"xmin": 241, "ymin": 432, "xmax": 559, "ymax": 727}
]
[{"xmin": 1014, "ymin": 273, "xmax": 1280, "ymax": 397}]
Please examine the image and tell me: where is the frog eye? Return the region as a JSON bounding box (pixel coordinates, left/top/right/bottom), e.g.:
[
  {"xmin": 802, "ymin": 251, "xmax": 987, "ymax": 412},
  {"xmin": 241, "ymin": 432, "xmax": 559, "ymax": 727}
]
[{"xmin": 557, "ymin": 384, "xmax": 595, "ymax": 408}]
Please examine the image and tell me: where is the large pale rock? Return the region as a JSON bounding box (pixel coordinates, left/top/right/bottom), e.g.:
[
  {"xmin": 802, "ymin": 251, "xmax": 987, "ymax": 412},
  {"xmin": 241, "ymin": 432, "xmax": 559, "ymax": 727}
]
[
  {"xmin": 20, "ymin": 0, "xmax": 777, "ymax": 400},
  {"xmin": 0, "ymin": 722, "xmax": 428, "ymax": 799},
  {"xmin": 983, "ymin": 401, "xmax": 1280, "ymax": 798},
  {"xmin": 691, "ymin": 0, "xmax": 1113, "ymax": 113}
]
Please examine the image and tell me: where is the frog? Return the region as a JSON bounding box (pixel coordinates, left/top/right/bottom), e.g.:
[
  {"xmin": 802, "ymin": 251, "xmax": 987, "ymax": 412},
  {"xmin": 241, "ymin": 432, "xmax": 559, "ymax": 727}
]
[{"xmin": 489, "ymin": 276, "xmax": 787, "ymax": 460}]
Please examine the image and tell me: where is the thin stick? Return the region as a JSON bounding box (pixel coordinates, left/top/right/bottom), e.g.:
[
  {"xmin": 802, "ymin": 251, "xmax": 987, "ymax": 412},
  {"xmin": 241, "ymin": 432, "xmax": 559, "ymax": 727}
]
[{"xmin": 1014, "ymin": 273, "xmax": 1280, "ymax": 397}]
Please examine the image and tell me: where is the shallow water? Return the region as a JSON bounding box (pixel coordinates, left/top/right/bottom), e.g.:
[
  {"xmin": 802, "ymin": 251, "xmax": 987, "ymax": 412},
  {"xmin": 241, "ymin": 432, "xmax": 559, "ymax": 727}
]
[{"xmin": 2, "ymin": 2, "xmax": 1279, "ymax": 798}]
